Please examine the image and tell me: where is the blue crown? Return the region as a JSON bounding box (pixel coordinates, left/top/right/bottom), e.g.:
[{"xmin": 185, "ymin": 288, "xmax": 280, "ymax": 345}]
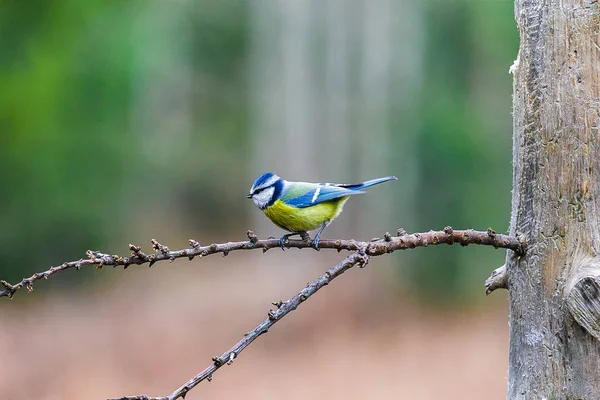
[{"xmin": 251, "ymin": 172, "xmax": 282, "ymax": 190}]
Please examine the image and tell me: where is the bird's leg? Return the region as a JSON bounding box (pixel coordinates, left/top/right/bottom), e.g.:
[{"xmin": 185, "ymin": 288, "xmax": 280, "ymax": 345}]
[
  {"xmin": 278, "ymin": 231, "xmax": 313, "ymax": 249},
  {"xmin": 278, "ymin": 231, "xmax": 311, "ymax": 249},
  {"xmin": 278, "ymin": 232, "xmax": 299, "ymax": 249},
  {"xmin": 311, "ymin": 222, "xmax": 329, "ymax": 250},
  {"xmin": 299, "ymin": 231, "xmax": 310, "ymax": 241}
]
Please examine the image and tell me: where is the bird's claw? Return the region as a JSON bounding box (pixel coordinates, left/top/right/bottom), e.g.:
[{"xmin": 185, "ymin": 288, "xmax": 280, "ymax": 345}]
[
  {"xmin": 278, "ymin": 236, "xmax": 287, "ymax": 250},
  {"xmin": 279, "ymin": 232, "xmax": 318, "ymax": 250},
  {"xmin": 311, "ymin": 237, "xmax": 321, "ymax": 250}
]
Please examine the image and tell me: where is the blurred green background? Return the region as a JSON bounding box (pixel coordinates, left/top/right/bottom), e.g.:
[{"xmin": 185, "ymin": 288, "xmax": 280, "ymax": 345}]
[
  {"xmin": 1, "ymin": 1, "xmax": 519, "ymax": 399},
  {"xmin": 0, "ymin": 0, "xmax": 516, "ymax": 301}
]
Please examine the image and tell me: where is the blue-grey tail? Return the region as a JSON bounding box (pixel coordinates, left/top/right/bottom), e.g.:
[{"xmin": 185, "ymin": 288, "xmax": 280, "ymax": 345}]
[{"xmin": 338, "ymin": 176, "xmax": 398, "ymax": 191}]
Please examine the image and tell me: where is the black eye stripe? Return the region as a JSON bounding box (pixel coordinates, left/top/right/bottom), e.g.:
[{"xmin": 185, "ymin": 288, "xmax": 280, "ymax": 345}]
[{"xmin": 255, "ymin": 186, "xmax": 272, "ymax": 194}]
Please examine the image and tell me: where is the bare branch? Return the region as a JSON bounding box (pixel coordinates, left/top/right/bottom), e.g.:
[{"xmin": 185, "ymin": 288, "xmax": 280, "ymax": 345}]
[
  {"xmin": 107, "ymin": 251, "xmax": 369, "ymax": 400},
  {"xmin": 484, "ymin": 264, "xmax": 508, "ymax": 295},
  {"xmin": 0, "ymin": 227, "xmax": 525, "ymax": 299},
  {"xmin": 0, "ymin": 227, "xmax": 525, "ymax": 399}
]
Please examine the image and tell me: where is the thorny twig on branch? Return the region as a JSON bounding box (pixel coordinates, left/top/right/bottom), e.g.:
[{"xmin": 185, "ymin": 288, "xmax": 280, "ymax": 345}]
[
  {"xmin": 107, "ymin": 251, "xmax": 369, "ymax": 400},
  {"xmin": 0, "ymin": 227, "xmax": 525, "ymax": 299}
]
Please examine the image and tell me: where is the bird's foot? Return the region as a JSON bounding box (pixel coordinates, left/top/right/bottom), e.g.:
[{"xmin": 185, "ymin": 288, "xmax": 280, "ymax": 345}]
[
  {"xmin": 311, "ymin": 234, "xmax": 322, "ymax": 251},
  {"xmin": 278, "ymin": 235, "xmax": 288, "ymax": 250},
  {"xmin": 311, "ymin": 238, "xmax": 320, "ymax": 250},
  {"xmin": 311, "ymin": 223, "xmax": 328, "ymax": 251},
  {"xmin": 279, "ymin": 232, "xmax": 309, "ymax": 250}
]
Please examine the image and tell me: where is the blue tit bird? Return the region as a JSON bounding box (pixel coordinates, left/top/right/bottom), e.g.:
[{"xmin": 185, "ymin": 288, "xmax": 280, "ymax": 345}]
[{"xmin": 247, "ymin": 172, "xmax": 398, "ymax": 249}]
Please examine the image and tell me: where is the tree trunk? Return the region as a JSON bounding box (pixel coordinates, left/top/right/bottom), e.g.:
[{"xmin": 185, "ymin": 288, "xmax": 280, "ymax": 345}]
[{"xmin": 508, "ymin": 0, "xmax": 600, "ymax": 398}]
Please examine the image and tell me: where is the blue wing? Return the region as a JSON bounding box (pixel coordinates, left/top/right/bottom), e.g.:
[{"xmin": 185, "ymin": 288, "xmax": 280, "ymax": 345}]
[
  {"xmin": 334, "ymin": 176, "xmax": 397, "ymax": 190},
  {"xmin": 286, "ymin": 185, "xmax": 364, "ymax": 208}
]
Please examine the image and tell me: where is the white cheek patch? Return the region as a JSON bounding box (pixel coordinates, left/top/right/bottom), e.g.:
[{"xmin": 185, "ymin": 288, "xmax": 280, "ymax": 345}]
[{"xmin": 253, "ymin": 186, "xmax": 275, "ymax": 209}]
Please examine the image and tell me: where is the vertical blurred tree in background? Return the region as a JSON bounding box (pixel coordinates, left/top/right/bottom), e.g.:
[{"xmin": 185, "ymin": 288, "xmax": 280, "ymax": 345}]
[{"xmin": 0, "ymin": 0, "xmax": 517, "ymax": 302}]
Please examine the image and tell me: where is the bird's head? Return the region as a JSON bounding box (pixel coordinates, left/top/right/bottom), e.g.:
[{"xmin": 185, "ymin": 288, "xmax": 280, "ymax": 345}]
[{"xmin": 247, "ymin": 172, "xmax": 283, "ymax": 209}]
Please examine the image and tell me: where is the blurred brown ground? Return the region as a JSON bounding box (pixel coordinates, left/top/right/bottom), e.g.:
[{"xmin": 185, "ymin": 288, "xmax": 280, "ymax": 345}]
[{"xmin": 0, "ymin": 252, "xmax": 509, "ymax": 400}]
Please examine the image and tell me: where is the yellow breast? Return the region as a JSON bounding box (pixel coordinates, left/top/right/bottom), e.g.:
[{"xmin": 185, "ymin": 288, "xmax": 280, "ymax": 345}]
[{"xmin": 263, "ymin": 197, "xmax": 349, "ymax": 232}]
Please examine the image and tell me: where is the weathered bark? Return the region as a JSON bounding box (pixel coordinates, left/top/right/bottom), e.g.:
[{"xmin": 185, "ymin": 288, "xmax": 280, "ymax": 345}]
[{"xmin": 508, "ymin": 0, "xmax": 600, "ymax": 398}]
